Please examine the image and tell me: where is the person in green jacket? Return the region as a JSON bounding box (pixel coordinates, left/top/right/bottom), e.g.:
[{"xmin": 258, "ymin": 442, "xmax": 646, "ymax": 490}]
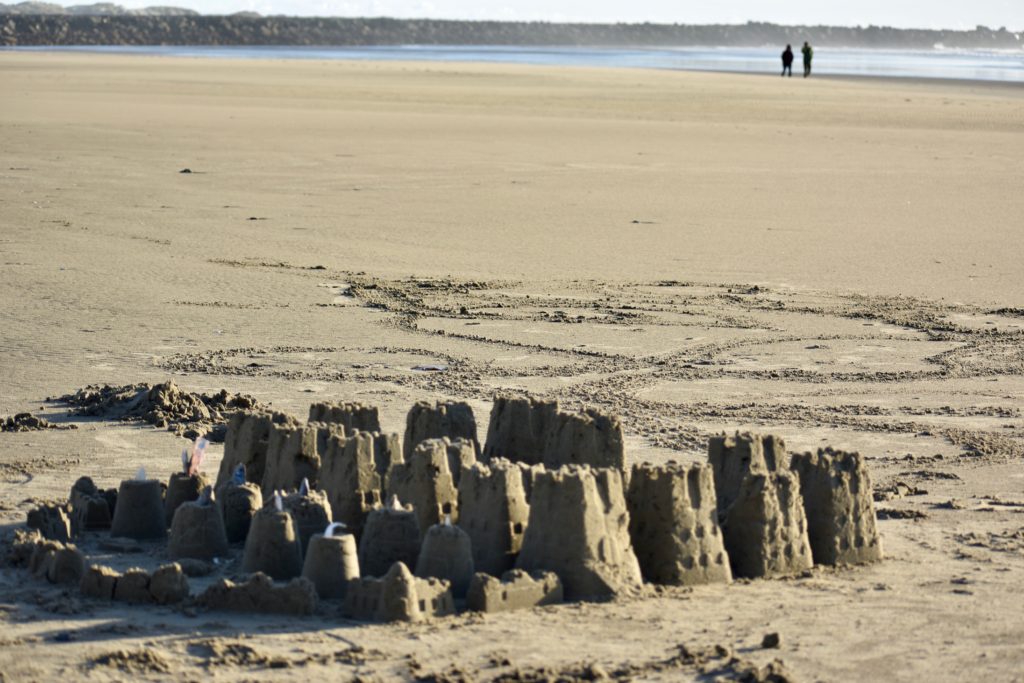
[{"xmin": 801, "ymin": 41, "xmax": 814, "ymax": 77}]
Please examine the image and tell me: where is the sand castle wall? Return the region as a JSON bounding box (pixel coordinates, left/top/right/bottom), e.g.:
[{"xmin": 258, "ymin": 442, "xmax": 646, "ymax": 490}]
[
  {"xmin": 465, "ymin": 569, "xmax": 563, "ymax": 613},
  {"xmin": 199, "ymin": 572, "xmax": 317, "ymax": 616},
  {"xmin": 308, "ymin": 400, "xmax": 381, "ymax": 434},
  {"xmin": 790, "ymin": 448, "xmax": 883, "ymax": 565},
  {"xmin": 404, "ymin": 400, "xmax": 479, "ymax": 461},
  {"xmin": 516, "ymin": 466, "xmax": 642, "ymax": 599},
  {"xmin": 721, "ymin": 471, "xmax": 813, "ymax": 579},
  {"xmin": 457, "ymin": 459, "xmax": 530, "ymax": 576},
  {"xmin": 626, "ymin": 463, "xmax": 732, "ymax": 586},
  {"xmin": 483, "ymin": 396, "xmax": 624, "ymax": 470},
  {"xmin": 216, "ymin": 410, "xmax": 301, "ymax": 489},
  {"xmin": 344, "ymin": 561, "xmax": 455, "ymax": 622},
  {"xmin": 387, "ymin": 438, "xmax": 459, "ymax": 532}
]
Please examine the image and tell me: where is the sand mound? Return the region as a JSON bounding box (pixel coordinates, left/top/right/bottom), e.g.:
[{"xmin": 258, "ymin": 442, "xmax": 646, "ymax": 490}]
[
  {"xmin": 1, "ymin": 413, "xmax": 76, "ymax": 432},
  {"xmin": 56, "ymin": 381, "xmax": 264, "ymax": 441}
]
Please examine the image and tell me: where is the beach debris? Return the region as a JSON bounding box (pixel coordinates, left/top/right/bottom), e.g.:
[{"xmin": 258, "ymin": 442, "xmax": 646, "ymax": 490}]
[
  {"xmin": 411, "ymin": 364, "xmax": 448, "ymax": 372},
  {"xmin": 299, "ymin": 477, "xmax": 310, "ymax": 496},
  {"xmin": 178, "ymin": 168, "xmax": 192, "ymax": 173},
  {"xmin": 182, "ymin": 437, "xmax": 208, "ymax": 475},
  {"xmin": 231, "ymin": 463, "xmax": 246, "ymax": 485},
  {"xmin": 273, "ymin": 491, "xmax": 283, "ymax": 512},
  {"xmin": 135, "ymin": 467, "xmax": 147, "ymax": 481},
  {"xmin": 324, "ymin": 522, "xmax": 346, "ymax": 538}
]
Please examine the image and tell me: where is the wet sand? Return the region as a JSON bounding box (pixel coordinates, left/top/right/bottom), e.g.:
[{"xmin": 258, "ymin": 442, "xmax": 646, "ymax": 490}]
[{"xmin": 0, "ymin": 52, "xmax": 1022, "ymax": 682}]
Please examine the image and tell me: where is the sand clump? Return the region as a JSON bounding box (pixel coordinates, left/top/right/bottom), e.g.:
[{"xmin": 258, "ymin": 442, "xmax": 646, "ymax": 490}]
[{"xmin": 57, "ymin": 381, "xmax": 264, "ymax": 441}]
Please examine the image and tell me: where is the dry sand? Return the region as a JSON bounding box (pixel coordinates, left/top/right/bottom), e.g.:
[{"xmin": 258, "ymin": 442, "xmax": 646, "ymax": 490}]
[{"xmin": 0, "ymin": 52, "xmax": 1023, "ymax": 681}]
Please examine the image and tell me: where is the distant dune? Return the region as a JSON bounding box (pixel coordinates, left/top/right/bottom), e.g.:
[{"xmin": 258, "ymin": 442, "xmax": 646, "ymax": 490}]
[{"xmin": 0, "ymin": 11, "xmax": 1021, "ymax": 48}]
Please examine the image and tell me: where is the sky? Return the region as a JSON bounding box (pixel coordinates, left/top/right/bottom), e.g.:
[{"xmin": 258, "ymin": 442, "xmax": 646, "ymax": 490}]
[{"xmin": 114, "ymin": 0, "xmax": 1022, "ymax": 31}]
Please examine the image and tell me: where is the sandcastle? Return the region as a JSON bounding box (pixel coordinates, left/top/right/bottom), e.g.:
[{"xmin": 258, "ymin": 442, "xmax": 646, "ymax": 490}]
[
  {"xmin": 308, "ymin": 400, "xmax": 381, "ymax": 433},
  {"xmin": 109, "ymin": 475, "xmax": 166, "ymax": 540},
  {"xmin": 388, "ymin": 439, "xmax": 459, "ymax": 531},
  {"xmin": 457, "ymin": 459, "xmax": 530, "ymax": 576},
  {"xmin": 466, "ymin": 569, "xmax": 563, "ymax": 613},
  {"xmin": 302, "ymin": 525, "xmax": 360, "ymax": 599},
  {"xmin": 215, "ymin": 410, "xmax": 301, "ymax": 490},
  {"xmin": 626, "ymin": 463, "xmax": 732, "ymax": 586},
  {"xmin": 516, "ymin": 465, "xmax": 643, "ymax": 600},
  {"xmin": 483, "ymin": 395, "xmax": 625, "ymax": 469},
  {"xmin": 344, "ymin": 561, "xmax": 455, "ymax": 622},
  {"xmin": 790, "ymin": 448, "xmax": 883, "ymax": 565},
  {"xmin": 165, "ymin": 438, "xmax": 211, "ymax": 527},
  {"xmin": 241, "ymin": 496, "xmax": 304, "ymax": 580},
  {"xmin": 415, "ymin": 518, "xmax": 475, "ymax": 598},
  {"xmin": 720, "ymin": 471, "xmax": 814, "ymax": 579},
  {"xmin": 318, "ymin": 430, "xmax": 397, "ymax": 537},
  {"xmin": 358, "ymin": 496, "xmax": 422, "ymax": 577},
  {"xmin": 11, "ymin": 392, "xmax": 885, "ymax": 626},
  {"xmin": 280, "ymin": 481, "xmax": 333, "ymax": 556},
  {"xmin": 404, "ymin": 400, "xmax": 479, "ymax": 460},
  {"xmin": 168, "ymin": 488, "xmax": 229, "ymax": 561}
]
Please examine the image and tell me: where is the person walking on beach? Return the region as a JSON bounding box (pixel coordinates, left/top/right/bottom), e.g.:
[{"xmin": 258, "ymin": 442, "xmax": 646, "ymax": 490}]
[
  {"xmin": 801, "ymin": 41, "xmax": 814, "ymax": 77},
  {"xmin": 781, "ymin": 44, "xmax": 794, "ymax": 76}
]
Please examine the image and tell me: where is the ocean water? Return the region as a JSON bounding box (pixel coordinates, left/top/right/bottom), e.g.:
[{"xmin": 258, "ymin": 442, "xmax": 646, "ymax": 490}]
[{"xmin": 8, "ymin": 44, "xmax": 1024, "ymax": 83}]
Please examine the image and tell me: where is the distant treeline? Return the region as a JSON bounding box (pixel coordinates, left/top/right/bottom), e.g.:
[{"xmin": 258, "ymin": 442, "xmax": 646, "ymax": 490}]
[{"xmin": 1, "ymin": 16, "xmax": 1021, "ymax": 49}]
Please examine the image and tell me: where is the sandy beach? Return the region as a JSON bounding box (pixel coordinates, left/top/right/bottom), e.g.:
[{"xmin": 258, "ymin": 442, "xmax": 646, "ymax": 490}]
[{"xmin": 1, "ymin": 52, "xmax": 1023, "ymax": 681}]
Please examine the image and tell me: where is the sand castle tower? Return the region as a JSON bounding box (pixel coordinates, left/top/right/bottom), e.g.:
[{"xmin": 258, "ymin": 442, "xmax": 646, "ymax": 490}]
[
  {"xmin": 165, "ymin": 438, "xmax": 211, "ymax": 527},
  {"xmin": 790, "ymin": 448, "xmax": 883, "ymax": 565},
  {"xmin": 721, "ymin": 471, "xmax": 813, "ymax": 579},
  {"xmin": 109, "ymin": 471, "xmax": 166, "ymax": 540},
  {"xmin": 308, "ymin": 401, "xmax": 381, "ymax": 434},
  {"xmin": 444, "ymin": 437, "xmax": 477, "ymax": 487},
  {"xmin": 318, "ymin": 430, "xmax": 397, "ymax": 538},
  {"xmin": 219, "ymin": 465, "xmax": 263, "ymax": 543},
  {"xmin": 302, "ymin": 523, "xmax": 360, "ymax": 599},
  {"xmin": 516, "ymin": 466, "xmax": 643, "ymax": 600},
  {"xmin": 215, "ymin": 410, "xmax": 301, "ymax": 489},
  {"xmin": 358, "ymin": 496, "xmax": 422, "ymax": 577},
  {"xmin": 69, "ymin": 476, "xmax": 112, "ymax": 533},
  {"xmin": 343, "ymin": 561, "xmax": 455, "ymax": 622},
  {"xmin": 168, "ymin": 487, "xmax": 230, "ymax": 561},
  {"xmin": 626, "ymin": 463, "xmax": 732, "ymax": 586},
  {"xmin": 415, "ymin": 517, "xmax": 475, "ymax": 599},
  {"xmin": 261, "ymin": 422, "xmax": 333, "ymax": 495},
  {"xmin": 457, "ymin": 459, "xmax": 530, "ymax": 575},
  {"xmin": 241, "ymin": 493, "xmax": 304, "ymax": 580},
  {"xmin": 708, "ymin": 432, "xmax": 789, "ymax": 518},
  {"xmin": 404, "ymin": 400, "xmax": 479, "ymax": 461},
  {"xmin": 281, "ymin": 480, "xmax": 333, "ymax": 556},
  {"xmin": 482, "ymin": 395, "xmax": 559, "ymax": 465},
  {"xmin": 387, "ymin": 439, "xmax": 459, "ymax": 531}
]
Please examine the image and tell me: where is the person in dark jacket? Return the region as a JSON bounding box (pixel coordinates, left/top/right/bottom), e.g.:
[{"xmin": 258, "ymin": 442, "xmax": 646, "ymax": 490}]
[
  {"xmin": 802, "ymin": 41, "xmax": 814, "ymax": 77},
  {"xmin": 781, "ymin": 44, "xmax": 794, "ymax": 76}
]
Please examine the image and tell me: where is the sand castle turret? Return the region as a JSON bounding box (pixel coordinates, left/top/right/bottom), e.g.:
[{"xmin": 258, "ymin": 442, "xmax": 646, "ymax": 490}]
[
  {"xmin": 404, "ymin": 400, "xmax": 479, "ymax": 461},
  {"xmin": 168, "ymin": 487, "xmax": 229, "ymax": 561},
  {"xmin": 308, "ymin": 401, "xmax": 381, "ymax": 434},
  {"xmin": 721, "ymin": 471, "xmax": 813, "ymax": 579},
  {"xmin": 69, "ymin": 476, "xmax": 112, "ymax": 533},
  {"xmin": 318, "ymin": 430, "xmax": 398, "ymax": 537},
  {"xmin": 109, "ymin": 474, "xmax": 166, "ymax": 540},
  {"xmin": 215, "ymin": 410, "xmax": 301, "ymax": 489},
  {"xmin": 302, "ymin": 523, "xmax": 360, "ymax": 599},
  {"xmin": 415, "ymin": 518, "xmax": 475, "ymax": 599},
  {"xmin": 241, "ymin": 494, "xmax": 304, "ymax": 580},
  {"xmin": 708, "ymin": 432, "xmax": 789, "ymax": 518},
  {"xmin": 626, "ymin": 463, "xmax": 732, "ymax": 586},
  {"xmin": 165, "ymin": 438, "xmax": 211, "ymax": 527},
  {"xmin": 482, "ymin": 395, "xmax": 559, "ymax": 465},
  {"xmin": 280, "ymin": 480, "xmax": 333, "ymax": 556},
  {"xmin": 483, "ymin": 395, "xmax": 624, "ymax": 469},
  {"xmin": 358, "ymin": 496, "xmax": 422, "ymax": 577},
  {"xmin": 387, "ymin": 438, "xmax": 459, "ymax": 532},
  {"xmin": 457, "ymin": 459, "xmax": 530, "ymax": 575},
  {"xmin": 516, "ymin": 466, "xmax": 642, "ymax": 599},
  {"xmin": 218, "ymin": 465, "xmax": 263, "ymax": 543},
  {"xmin": 261, "ymin": 422, "xmax": 334, "ymax": 495},
  {"xmin": 790, "ymin": 448, "xmax": 883, "ymax": 565}
]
